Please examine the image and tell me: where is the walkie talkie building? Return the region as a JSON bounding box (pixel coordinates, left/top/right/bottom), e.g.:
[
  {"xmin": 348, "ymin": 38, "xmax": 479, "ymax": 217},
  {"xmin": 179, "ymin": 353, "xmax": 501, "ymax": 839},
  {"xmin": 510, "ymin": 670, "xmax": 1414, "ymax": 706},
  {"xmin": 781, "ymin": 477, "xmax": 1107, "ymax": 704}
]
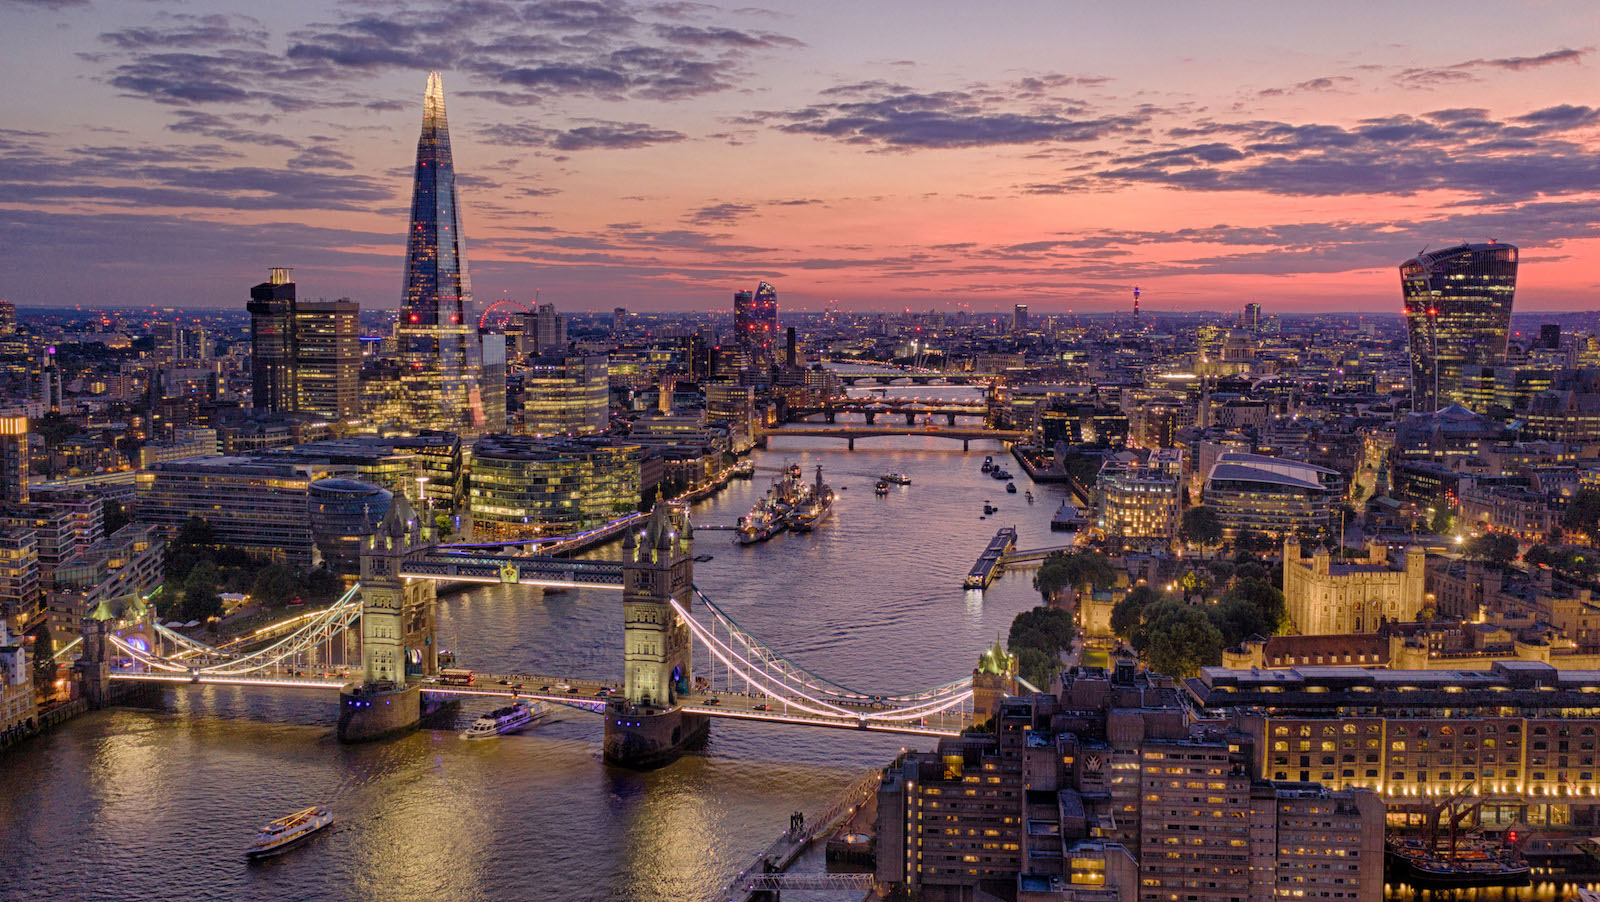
[{"xmin": 1400, "ymin": 242, "xmax": 1518, "ymax": 413}]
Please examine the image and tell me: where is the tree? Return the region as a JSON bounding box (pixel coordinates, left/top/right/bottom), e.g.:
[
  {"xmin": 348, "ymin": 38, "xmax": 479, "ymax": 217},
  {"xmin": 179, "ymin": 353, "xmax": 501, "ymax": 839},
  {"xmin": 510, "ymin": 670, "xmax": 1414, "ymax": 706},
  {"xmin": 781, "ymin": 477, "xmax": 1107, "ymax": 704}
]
[
  {"xmin": 1015, "ymin": 647, "xmax": 1059, "ymax": 690},
  {"xmin": 1140, "ymin": 602, "xmax": 1224, "ymax": 679},
  {"xmin": 306, "ymin": 567, "xmax": 342, "ymax": 604},
  {"xmin": 1222, "ymin": 577, "xmax": 1286, "ymax": 633},
  {"xmin": 103, "ymin": 499, "xmax": 131, "ymax": 535},
  {"xmin": 1565, "ymin": 490, "xmax": 1600, "ymax": 541},
  {"xmin": 1181, "ymin": 506, "xmax": 1223, "ymax": 552},
  {"xmin": 1208, "ymin": 596, "xmax": 1275, "ymax": 648},
  {"xmin": 1033, "ymin": 551, "xmax": 1115, "ymax": 604},
  {"xmin": 250, "ymin": 563, "xmax": 301, "ymax": 606},
  {"xmin": 1430, "ymin": 506, "xmax": 1456, "ymax": 536},
  {"xmin": 1110, "ymin": 585, "xmax": 1166, "ymax": 643},
  {"xmin": 30, "ymin": 627, "xmax": 54, "ymax": 696},
  {"xmin": 179, "ymin": 561, "xmax": 224, "ymax": 623},
  {"xmin": 1464, "ymin": 532, "xmax": 1518, "ymax": 569}
]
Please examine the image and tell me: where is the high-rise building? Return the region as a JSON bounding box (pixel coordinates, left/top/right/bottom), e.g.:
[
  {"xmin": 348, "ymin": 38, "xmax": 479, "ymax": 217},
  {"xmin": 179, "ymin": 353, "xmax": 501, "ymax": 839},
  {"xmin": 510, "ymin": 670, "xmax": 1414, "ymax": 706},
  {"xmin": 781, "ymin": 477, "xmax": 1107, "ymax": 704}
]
[
  {"xmin": 1538, "ymin": 323, "xmax": 1562, "ymax": 350},
  {"xmin": 249, "ymin": 267, "xmax": 297, "ymax": 413},
  {"xmin": 1012, "ymin": 303, "xmax": 1028, "ymax": 331},
  {"xmin": 612, "ymin": 307, "xmax": 627, "ymax": 334},
  {"xmin": 528, "ymin": 304, "xmax": 566, "ymax": 354},
  {"xmin": 734, "ymin": 282, "xmax": 778, "ymax": 363},
  {"xmin": 1241, "ymin": 302, "xmax": 1261, "ymax": 333},
  {"xmin": 1400, "ymin": 242, "xmax": 1518, "ymax": 412},
  {"xmin": 521, "ymin": 353, "xmax": 608, "ymax": 435},
  {"xmin": 398, "ymin": 70, "xmax": 474, "ymax": 430},
  {"xmin": 0, "ymin": 300, "xmax": 15, "ymax": 336},
  {"xmin": 293, "ymin": 299, "xmax": 360, "ymax": 421},
  {"xmin": 0, "ymin": 416, "xmax": 27, "ymax": 505},
  {"xmin": 469, "ymin": 435, "xmax": 641, "ymax": 539}
]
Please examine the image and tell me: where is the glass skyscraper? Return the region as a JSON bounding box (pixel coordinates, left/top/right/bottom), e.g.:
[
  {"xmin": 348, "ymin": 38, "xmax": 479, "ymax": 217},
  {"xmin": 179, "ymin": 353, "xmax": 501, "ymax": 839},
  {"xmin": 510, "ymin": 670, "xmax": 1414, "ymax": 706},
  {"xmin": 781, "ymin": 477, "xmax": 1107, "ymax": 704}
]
[
  {"xmin": 398, "ymin": 70, "xmax": 473, "ymax": 430},
  {"xmin": 733, "ymin": 281, "xmax": 778, "ymax": 364},
  {"xmin": 1400, "ymin": 242, "xmax": 1518, "ymax": 412}
]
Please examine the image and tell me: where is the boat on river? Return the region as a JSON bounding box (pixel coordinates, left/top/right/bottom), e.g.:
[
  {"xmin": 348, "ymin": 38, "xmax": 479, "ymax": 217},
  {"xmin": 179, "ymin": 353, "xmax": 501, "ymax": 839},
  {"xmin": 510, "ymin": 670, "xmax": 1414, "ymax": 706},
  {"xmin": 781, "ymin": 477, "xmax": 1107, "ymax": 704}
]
[
  {"xmin": 879, "ymin": 473, "xmax": 911, "ymax": 486},
  {"xmin": 462, "ymin": 700, "xmax": 548, "ymax": 740},
  {"xmin": 1386, "ymin": 836, "xmax": 1530, "ymax": 887},
  {"xmin": 789, "ymin": 466, "xmax": 835, "ymax": 533},
  {"xmin": 246, "ymin": 806, "xmax": 333, "ymax": 860}
]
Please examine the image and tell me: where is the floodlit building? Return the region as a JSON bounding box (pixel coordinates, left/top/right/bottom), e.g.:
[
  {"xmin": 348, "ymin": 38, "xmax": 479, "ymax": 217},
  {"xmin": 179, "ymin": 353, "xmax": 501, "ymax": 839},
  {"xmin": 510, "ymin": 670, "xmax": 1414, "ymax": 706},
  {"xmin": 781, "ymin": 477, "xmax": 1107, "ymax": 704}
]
[
  {"xmin": 1203, "ymin": 452, "xmax": 1342, "ymax": 539},
  {"xmin": 1281, "ymin": 539, "xmax": 1427, "ymax": 636},
  {"xmin": 1095, "ymin": 449, "xmax": 1182, "ymax": 541},
  {"xmin": 469, "ymin": 435, "xmax": 641, "ymax": 539},
  {"xmin": 521, "ymin": 353, "xmax": 608, "ymax": 436},
  {"xmin": 136, "ymin": 456, "xmax": 329, "ymax": 566}
]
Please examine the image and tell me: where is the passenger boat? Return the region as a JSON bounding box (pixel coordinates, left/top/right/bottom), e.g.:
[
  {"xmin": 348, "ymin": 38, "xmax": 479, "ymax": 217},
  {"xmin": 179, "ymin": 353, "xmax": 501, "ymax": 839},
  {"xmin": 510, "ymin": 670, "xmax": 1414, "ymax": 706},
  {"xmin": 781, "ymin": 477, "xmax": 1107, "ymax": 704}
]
[
  {"xmin": 731, "ymin": 461, "xmax": 755, "ymax": 479},
  {"xmin": 461, "ymin": 700, "xmax": 548, "ymax": 740},
  {"xmin": 736, "ymin": 504, "xmax": 784, "ymax": 545},
  {"xmin": 983, "ymin": 503, "xmax": 997, "ymax": 515},
  {"xmin": 880, "ymin": 473, "xmax": 912, "ymax": 486},
  {"xmin": 1024, "ymin": 491, "xmax": 1034, "ymax": 503},
  {"xmin": 246, "ymin": 806, "xmax": 333, "ymax": 860},
  {"xmin": 874, "ymin": 480, "xmax": 890, "ymax": 496},
  {"xmin": 980, "ymin": 456, "xmax": 994, "ymax": 473},
  {"xmin": 1005, "ymin": 482, "xmax": 1018, "ymax": 494}
]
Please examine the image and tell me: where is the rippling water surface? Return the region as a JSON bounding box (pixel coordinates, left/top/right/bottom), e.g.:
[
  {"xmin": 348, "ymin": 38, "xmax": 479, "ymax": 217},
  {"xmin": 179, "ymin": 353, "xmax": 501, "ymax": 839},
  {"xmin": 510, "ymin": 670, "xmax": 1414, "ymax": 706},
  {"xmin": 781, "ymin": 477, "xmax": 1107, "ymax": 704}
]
[{"xmin": 1, "ymin": 387, "xmax": 1080, "ymax": 901}]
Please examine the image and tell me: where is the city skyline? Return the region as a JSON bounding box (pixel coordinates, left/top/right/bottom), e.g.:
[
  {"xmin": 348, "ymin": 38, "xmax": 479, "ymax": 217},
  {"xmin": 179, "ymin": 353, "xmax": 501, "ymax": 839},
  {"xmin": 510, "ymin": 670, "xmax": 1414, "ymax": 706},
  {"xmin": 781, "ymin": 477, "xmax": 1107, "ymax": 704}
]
[{"xmin": 3, "ymin": 2, "xmax": 1600, "ymax": 314}]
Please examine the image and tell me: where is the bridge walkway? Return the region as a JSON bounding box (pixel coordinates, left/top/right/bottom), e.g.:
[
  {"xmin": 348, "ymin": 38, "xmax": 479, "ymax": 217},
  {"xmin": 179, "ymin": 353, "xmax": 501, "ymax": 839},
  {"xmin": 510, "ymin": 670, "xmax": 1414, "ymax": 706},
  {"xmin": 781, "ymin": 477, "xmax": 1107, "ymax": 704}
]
[{"xmin": 107, "ymin": 670, "xmax": 967, "ymax": 737}]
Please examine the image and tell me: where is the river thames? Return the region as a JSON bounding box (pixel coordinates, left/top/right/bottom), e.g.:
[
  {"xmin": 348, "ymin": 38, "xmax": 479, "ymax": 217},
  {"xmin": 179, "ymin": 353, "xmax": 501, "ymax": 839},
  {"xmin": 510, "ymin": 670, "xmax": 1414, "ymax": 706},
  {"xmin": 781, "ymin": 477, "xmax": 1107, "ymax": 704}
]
[{"xmin": 0, "ymin": 390, "xmax": 1077, "ymax": 901}]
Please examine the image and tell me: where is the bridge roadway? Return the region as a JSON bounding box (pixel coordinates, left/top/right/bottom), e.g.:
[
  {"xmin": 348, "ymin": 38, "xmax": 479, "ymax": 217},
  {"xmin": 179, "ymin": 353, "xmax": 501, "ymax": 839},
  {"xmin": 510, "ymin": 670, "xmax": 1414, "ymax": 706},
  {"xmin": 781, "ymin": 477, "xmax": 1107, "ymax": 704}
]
[
  {"xmin": 400, "ymin": 552, "xmax": 624, "ymax": 590},
  {"xmin": 109, "ymin": 670, "xmax": 967, "ymax": 737},
  {"xmin": 763, "ymin": 425, "xmax": 1029, "ymax": 448}
]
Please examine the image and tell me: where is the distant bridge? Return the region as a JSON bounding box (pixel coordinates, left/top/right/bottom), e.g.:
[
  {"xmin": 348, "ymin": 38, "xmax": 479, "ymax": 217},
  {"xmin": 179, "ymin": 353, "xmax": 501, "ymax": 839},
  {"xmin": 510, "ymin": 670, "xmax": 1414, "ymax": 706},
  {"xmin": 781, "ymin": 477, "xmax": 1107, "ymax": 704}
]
[{"xmin": 762, "ymin": 424, "xmax": 1029, "ymax": 450}]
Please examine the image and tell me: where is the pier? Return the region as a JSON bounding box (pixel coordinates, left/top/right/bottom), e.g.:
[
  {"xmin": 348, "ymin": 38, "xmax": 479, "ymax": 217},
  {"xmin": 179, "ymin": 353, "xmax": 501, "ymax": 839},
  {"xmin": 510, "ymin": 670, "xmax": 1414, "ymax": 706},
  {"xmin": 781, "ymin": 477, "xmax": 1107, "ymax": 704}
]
[{"xmin": 964, "ymin": 527, "xmax": 1017, "ymax": 590}]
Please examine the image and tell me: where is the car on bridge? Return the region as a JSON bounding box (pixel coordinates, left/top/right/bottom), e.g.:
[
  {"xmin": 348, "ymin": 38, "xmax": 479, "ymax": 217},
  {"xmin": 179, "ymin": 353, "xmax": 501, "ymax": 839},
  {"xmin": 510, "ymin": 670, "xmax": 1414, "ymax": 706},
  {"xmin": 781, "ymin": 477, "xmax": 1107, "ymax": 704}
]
[{"xmin": 754, "ymin": 703, "xmax": 772, "ymax": 711}]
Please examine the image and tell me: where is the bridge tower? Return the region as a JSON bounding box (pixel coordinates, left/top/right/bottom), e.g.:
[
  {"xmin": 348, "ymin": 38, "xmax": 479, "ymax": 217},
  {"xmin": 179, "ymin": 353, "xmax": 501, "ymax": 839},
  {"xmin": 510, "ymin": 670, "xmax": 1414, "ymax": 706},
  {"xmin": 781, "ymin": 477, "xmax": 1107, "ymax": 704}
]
[
  {"xmin": 604, "ymin": 502, "xmax": 709, "ymax": 768},
  {"xmin": 338, "ymin": 494, "xmax": 438, "ymax": 743}
]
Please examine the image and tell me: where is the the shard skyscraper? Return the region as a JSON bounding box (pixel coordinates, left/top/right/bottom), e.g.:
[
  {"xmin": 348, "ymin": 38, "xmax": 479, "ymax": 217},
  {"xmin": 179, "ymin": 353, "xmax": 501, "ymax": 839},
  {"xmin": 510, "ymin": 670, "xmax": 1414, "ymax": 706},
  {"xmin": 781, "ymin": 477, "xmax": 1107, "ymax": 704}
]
[{"xmin": 398, "ymin": 70, "xmax": 474, "ymax": 430}]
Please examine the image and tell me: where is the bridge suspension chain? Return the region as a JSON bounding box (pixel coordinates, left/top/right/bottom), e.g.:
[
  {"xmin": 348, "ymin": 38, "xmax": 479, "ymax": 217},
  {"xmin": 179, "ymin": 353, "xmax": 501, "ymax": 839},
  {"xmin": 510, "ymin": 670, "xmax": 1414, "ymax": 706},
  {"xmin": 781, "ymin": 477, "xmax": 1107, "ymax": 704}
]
[
  {"xmin": 199, "ymin": 587, "xmax": 362, "ymax": 675},
  {"xmin": 691, "ymin": 586, "xmax": 971, "ymax": 704}
]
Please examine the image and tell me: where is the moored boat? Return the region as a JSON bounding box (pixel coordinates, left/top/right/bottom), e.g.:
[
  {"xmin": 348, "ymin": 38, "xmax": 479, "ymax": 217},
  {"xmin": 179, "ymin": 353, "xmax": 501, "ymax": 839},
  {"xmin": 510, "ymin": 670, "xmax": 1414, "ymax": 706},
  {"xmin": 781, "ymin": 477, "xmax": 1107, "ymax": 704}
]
[
  {"xmin": 880, "ymin": 473, "xmax": 911, "ymax": 485},
  {"xmin": 462, "ymin": 700, "xmax": 547, "ymax": 740},
  {"xmin": 1051, "ymin": 501, "xmax": 1086, "ymax": 532},
  {"xmin": 789, "ymin": 466, "xmax": 835, "ymax": 532},
  {"xmin": 1385, "ymin": 836, "xmax": 1531, "ymax": 887},
  {"xmin": 980, "ymin": 456, "xmax": 994, "ymax": 473},
  {"xmin": 1005, "ymin": 482, "xmax": 1017, "ymax": 494},
  {"xmin": 246, "ymin": 806, "xmax": 333, "ymax": 860}
]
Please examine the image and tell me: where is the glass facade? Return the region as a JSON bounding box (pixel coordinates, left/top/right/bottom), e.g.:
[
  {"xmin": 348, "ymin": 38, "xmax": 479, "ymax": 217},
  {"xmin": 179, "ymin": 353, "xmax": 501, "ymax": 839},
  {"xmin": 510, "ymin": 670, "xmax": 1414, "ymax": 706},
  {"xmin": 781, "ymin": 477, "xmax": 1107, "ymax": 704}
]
[
  {"xmin": 399, "ymin": 71, "xmax": 473, "ymax": 430},
  {"xmin": 1400, "ymin": 242, "xmax": 1518, "ymax": 412},
  {"xmin": 247, "ymin": 268, "xmax": 296, "ymax": 413},
  {"xmin": 309, "ymin": 478, "xmax": 392, "ymax": 575},
  {"xmin": 734, "ymin": 282, "xmax": 778, "ymax": 363},
  {"xmin": 469, "ymin": 435, "xmax": 641, "ymax": 539},
  {"xmin": 521, "ymin": 354, "xmax": 609, "ymax": 435},
  {"xmin": 136, "ymin": 457, "xmax": 328, "ymax": 566}
]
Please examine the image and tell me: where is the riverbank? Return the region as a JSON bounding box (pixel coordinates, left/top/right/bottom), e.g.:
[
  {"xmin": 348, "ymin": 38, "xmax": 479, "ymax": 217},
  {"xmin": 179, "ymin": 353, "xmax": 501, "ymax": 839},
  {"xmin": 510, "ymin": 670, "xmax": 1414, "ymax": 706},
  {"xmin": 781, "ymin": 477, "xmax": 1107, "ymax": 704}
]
[{"xmin": 0, "ymin": 681, "xmax": 159, "ymax": 755}]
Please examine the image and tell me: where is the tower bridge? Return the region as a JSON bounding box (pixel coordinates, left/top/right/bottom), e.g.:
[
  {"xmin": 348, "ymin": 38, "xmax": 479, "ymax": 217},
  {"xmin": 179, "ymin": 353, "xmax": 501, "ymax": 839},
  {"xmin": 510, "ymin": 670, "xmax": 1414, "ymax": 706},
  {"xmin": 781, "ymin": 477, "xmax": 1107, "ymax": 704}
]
[{"xmin": 83, "ymin": 498, "xmax": 1004, "ymax": 768}]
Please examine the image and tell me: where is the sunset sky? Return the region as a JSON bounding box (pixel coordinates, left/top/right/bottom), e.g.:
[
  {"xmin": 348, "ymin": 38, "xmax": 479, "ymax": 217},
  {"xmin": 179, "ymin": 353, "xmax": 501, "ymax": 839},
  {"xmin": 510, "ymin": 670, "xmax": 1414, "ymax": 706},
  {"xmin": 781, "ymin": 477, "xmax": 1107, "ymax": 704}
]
[{"xmin": 3, "ymin": 0, "xmax": 1599, "ymax": 313}]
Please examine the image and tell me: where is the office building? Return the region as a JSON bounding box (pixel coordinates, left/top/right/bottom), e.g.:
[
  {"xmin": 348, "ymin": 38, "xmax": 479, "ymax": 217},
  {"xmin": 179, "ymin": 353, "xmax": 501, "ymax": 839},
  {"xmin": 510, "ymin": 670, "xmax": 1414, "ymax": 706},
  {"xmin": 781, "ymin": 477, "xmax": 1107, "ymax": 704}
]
[
  {"xmin": 308, "ymin": 478, "xmax": 393, "ymax": 575},
  {"xmin": 293, "ymin": 299, "xmax": 360, "ymax": 420},
  {"xmin": 613, "ymin": 307, "xmax": 627, "ymax": 333},
  {"xmin": 397, "ymin": 71, "xmax": 475, "ymax": 431},
  {"xmin": 1095, "ymin": 450, "xmax": 1181, "ymax": 541},
  {"xmin": 0, "ymin": 528, "xmax": 40, "ymax": 634},
  {"xmin": 734, "ymin": 282, "xmax": 779, "ymax": 364},
  {"xmin": 0, "ymin": 415, "xmax": 27, "ymax": 504},
  {"xmin": 521, "ymin": 353, "xmax": 608, "ymax": 435},
  {"xmin": 0, "ymin": 300, "xmax": 15, "ymax": 337},
  {"xmin": 1281, "ymin": 539, "xmax": 1426, "ymax": 636},
  {"xmin": 136, "ymin": 457, "xmax": 329, "ymax": 566},
  {"xmin": 260, "ymin": 433, "xmax": 464, "ymax": 512},
  {"xmin": 1241, "ymin": 302, "xmax": 1261, "ymax": 334},
  {"xmin": 529, "ymin": 303, "xmax": 567, "ymax": 354},
  {"xmin": 705, "ymin": 382, "xmax": 756, "ymax": 452},
  {"xmin": 1203, "ymin": 452, "xmax": 1342, "ymax": 540},
  {"xmin": 1013, "ymin": 304, "xmax": 1029, "ymax": 331},
  {"xmin": 45, "ymin": 523, "xmax": 164, "ymax": 641},
  {"xmin": 469, "ymin": 435, "xmax": 642, "ymax": 539},
  {"xmin": 138, "ymin": 428, "xmax": 219, "ymax": 468},
  {"xmin": 248, "ymin": 267, "xmax": 298, "ymax": 413},
  {"xmin": 1400, "ymin": 242, "xmax": 1518, "ymax": 412}
]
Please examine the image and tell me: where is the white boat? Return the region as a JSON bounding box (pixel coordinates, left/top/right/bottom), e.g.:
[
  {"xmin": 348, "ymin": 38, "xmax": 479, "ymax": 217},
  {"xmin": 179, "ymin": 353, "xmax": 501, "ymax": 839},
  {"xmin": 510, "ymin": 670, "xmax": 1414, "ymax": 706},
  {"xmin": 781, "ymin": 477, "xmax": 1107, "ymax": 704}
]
[
  {"xmin": 462, "ymin": 700, "xmax": 547, "ymax": 739},
  {"xmin": 246, "ymin": 806, "xmax": 333, "ymax": 859}
]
